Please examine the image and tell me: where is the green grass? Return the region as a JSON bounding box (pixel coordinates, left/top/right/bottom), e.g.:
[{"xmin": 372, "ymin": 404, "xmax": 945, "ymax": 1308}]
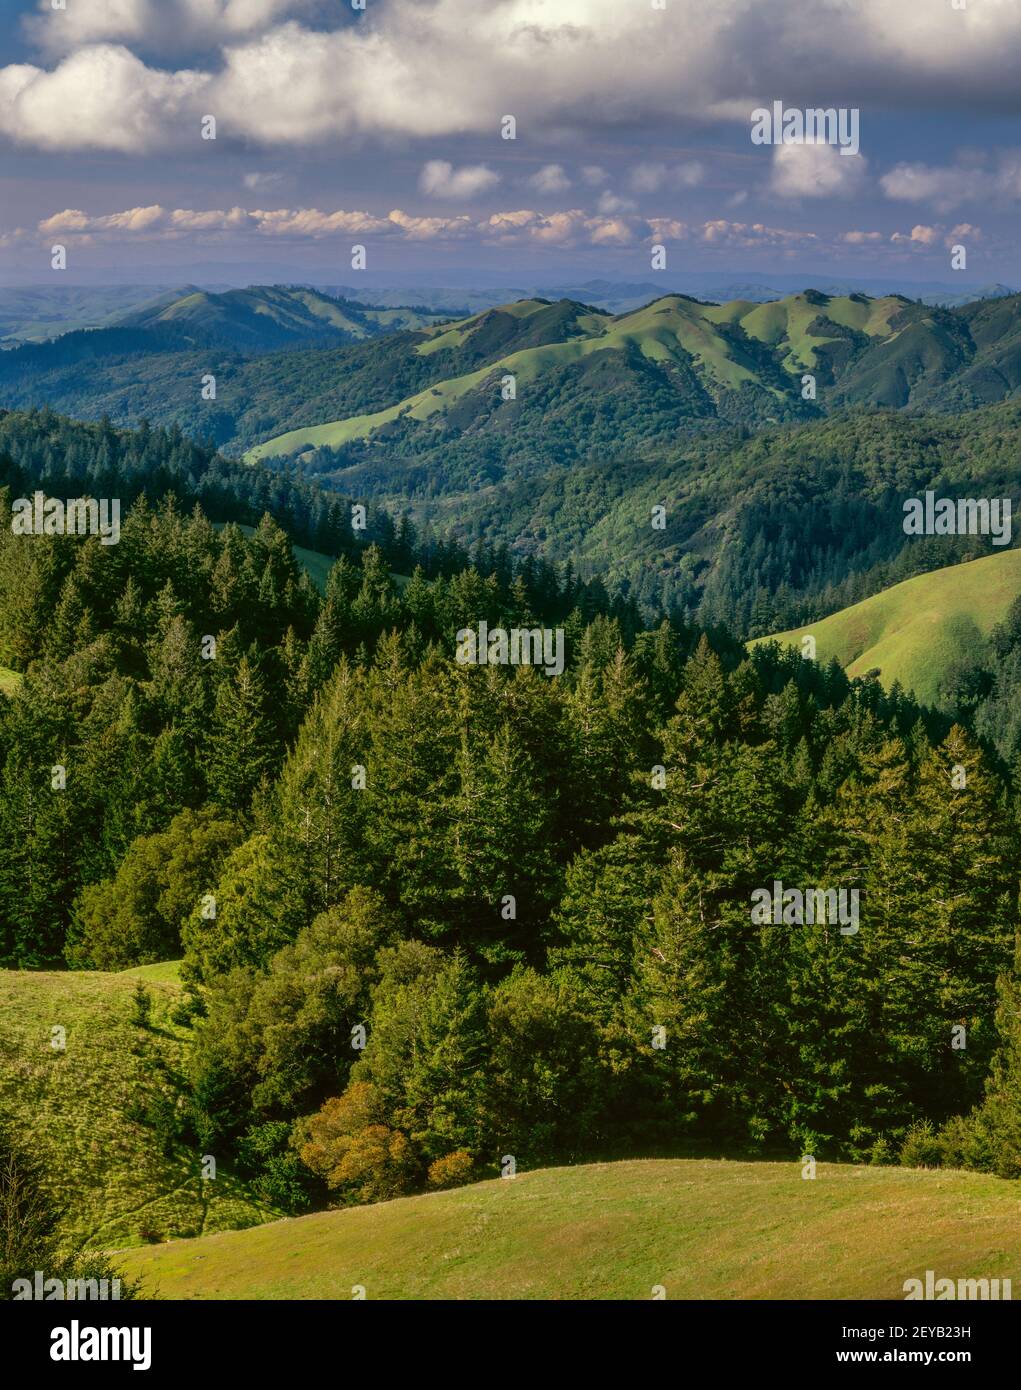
[
  {"xmin": 120, "ymin": 960, "xmax": 183, "ymax": 984},
  {"xmin": 116, "ymin": 1156, "xmax": 1021, "ymax": 1300},
  {"xmin": 0, "ymin": 666, "xmax": 22, "ymax": 695},
  {"xmin": 756, "ymin": 549, "xmax": 1021, "ymax": 706},
  {"xmin": 0, "ymin": 967, "xmax": 275, "ymax": 1249},
  {"xmin": 247, "ymin": 294, "xmax": 764, "ymax": 461},
  {"xmin": 246, "ymin": 291, "xmax": 917, "ymax": 463}
]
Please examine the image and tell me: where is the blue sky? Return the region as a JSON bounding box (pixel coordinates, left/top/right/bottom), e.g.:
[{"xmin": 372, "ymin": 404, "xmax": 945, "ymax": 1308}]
[{"xmin": 2, "ymin": 0, "xmax": 1020, "ymax": 287}]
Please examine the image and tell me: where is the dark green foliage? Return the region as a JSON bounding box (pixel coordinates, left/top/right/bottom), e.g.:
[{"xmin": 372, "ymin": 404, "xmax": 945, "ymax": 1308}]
[
  {"xmin": 130, "ymin": 981, "xmax": 152, "ymax": 1029},
  {"xmin": 4, "ymin": 408, "xmax": 1021, "ymax": 1214}
]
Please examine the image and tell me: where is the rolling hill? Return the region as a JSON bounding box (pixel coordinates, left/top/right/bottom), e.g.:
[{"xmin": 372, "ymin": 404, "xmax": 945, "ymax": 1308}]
[
  {"xmin": 9, "ymin": 287, "xmax": 1021, "ymax": 467},
  {"xmin": 757, "ymin": 548, "xmax": 1021, "ymax": 706},
  {"xmin": 116, "ymin": 1156, "xmax": 1021, "ymax": 1300},
  {"xmin": 114, "ymin": 285, "xmax": 451, "ymax": 351},
  {"xmin": 0, "ymin": 285, "xmax": 184, "ymax": 348},
  {"xmin": 0, "ymin": 965, "xmax": 275, "ymax": 1249},
  {"xmin": 245, "ymin": 287, "xmax": 1021, "ymax": 467},
  {"xmin": 247, "ymin": 289, "xmax": 939, "ymax": 463}
]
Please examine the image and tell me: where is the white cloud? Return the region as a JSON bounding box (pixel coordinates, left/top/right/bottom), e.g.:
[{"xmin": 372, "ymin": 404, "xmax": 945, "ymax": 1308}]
[
  {"xmin": 892, "ymin": 224, "xmax": 940, "ymax": 246},
  {"xmin": 484, "ymin": 209, "xmax": 588, "ymax": 245},
  {"xmin": 243, "ymin": 171, "xmax": 286, "ymax": 193},
  {"xmin": 0, "ymin": 44, "xmax": 207, "ymax": 152},
  {"xmin": 29, "ymin": 199, "xmax": 985, "ymax": 262},
  {"xmin": 880, "ymin": 156, "xmax": 1021, "ymax": 212},
  {"xmin": 586, "ymin": 217, "xmax": 635, "ymax": 246},
  {"xmin": 386, "ymin": 208, "xmax": 475, "ymax": 240},
  {"xmin": 630, "ymin": 161, "xmax": 703, "ymax": 194},
  {"xmin": 700, "ymin": 218, "xmax": 818, "ymax": 248},
  {"xmin": 39, "ymin": 204, "xmax": 392, "ymax": 240},
  {"xmin": 8, "ymin": 0, "xmax": 1021, "ymax": 153},
  {"xmin": 769, "ymin": 142, "xmax": 868, "ymax": 199},
  {"xmin": 25, "ymin": 0, "xmax": 319, "ymax": 57},
  {"xmin": 647, "ymin": 217, "xmax": 689, "ymax": 240},
  {"xmin": 887, "ymin": 223, "xmax": 982, "ymax": 250},
  {"xmin": 527, "ymin": 164, "xmax": 571, "ymax": 194},
  {"xmin": 33, "ymin": 201, "xmax": 639, "ymax": 249},
  {"xmin": 581, "ymin": 165, "xmax": 609, "ymax": 186},
  {"xmin": 419, "ymin": 160, "xmax": 500, "ymax": 200},
  {"xmin": 596, "ymin": 190, "xmax": 636, "ymax": 215}
]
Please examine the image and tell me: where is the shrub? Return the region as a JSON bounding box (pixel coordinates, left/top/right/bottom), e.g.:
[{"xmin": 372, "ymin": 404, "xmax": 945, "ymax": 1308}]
[
  {"xmin": 899, "ymin": 1121, "xmax": 945, "ymax": 1169},
  {"xmin": 236, "ymin": 1121, "xmax": 317, "ymax": 1213},
  {"xmin": 297, "ymin": 1084, "xmax": 420, "ymax": 1203},
  {"xmin": 169, "ymin": 990, "xmax": 205, "ymax": 1028},
  {"xmin": 427, "ymin": 1150, "xmax": 475, "ymax": 1189},
  {"xmin": 130, "ymin": 982, "xmax": 152, "ymax": 1029}
]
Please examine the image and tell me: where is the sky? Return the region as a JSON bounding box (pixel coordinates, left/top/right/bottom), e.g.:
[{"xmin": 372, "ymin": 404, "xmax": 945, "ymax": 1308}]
[{"xmin": 1, "ymin": 0, "xmax": 1021, "ymax": 288}]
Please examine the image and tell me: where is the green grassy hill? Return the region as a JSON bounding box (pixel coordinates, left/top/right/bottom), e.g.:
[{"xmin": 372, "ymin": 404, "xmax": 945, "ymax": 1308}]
[
  {"xmin": 8, "ymin": 288, "xmax": 1021, "ymax": 470},
  {"xmin": 0, "ymin": 966, "xmax": 275, "ymax": 1249},
  {"xmin": 249, "ymin": 290, "xmax": 939, "ymax": 463},
  {"xmin": 116, "ymin": 285, "xmax": 450, "ymax": 351},
  {"xmin": 756, "ymin": 548, "xmax": 1021, "ymax": 705},
  {"xmin": 117, "ymin": 1156, "xmax": 1021, "ymax": 1300}
]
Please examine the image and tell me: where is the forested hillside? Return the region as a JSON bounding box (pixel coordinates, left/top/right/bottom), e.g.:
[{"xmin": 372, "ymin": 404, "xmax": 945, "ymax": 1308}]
[
  {"xmin": 428, "ymin": 401, "xmax": 1021, "ymax": 637},
  {"xmin": 8, "ymin": 289, "xmax": 1021, "ymax": 467},
  {"xmin": 3, "ymin": 411, "xmax": 1021, "ymax": 1229}
]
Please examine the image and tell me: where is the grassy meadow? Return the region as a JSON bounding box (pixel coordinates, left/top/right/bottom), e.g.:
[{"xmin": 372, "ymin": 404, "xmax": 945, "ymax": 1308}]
[
  {"xmin": 757, "ymin": 548, "xmax": 1021, "ymax": 706},
  {"xmin": 117, "ymin": 1156, "xmax": 1021, "ymax": 1301},
  {"xmin": 0, "ymin": 965, "xmax": 274, "ymax": 1250}
]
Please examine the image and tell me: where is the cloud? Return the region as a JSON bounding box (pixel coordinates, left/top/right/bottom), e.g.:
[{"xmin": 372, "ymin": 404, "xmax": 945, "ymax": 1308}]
[
  {"xmin": 888, "ymin": 223, "xmax": 982, "ymax": 250},
  {"xmin": 647, "ymin": 218, "xmax": 688, "ymax": 241},
  {"xmin": 699, "ymin": 219, "xmax": 818, "ymax": 249},
  {"xmin": 39, "ymin": 204, "xmax": 391, "ymax": 240},
  {"xmin": 33, "ymin": 201, "xmax": 641, "ymax": 249},
  {"xmin": 0, "ymin": 44, "xmax": 207, "ymax": 152},
  {"xmin": 243, "ymin": 171, "xmax": 287, "ymax": 193},
  {"xmin": 29, "ymin": 199, "xmax": 986, "ymax": 264},
  {"xmin": 596, "ymin": 190, "xmax": 636, "ymax": 215},
  {"xmin": 527, "ymin": 164, "xmax": 571, "ymax": 194},
  {"xmin": 581, "ymin": 165, "xmax": 609, "ymax": 186},
  {"xmin": 25, "ymin": 0, "xmax": 320, "ymax": 58},
  {"xmin": 250, "ymin": 207, "xmax": 391, "ymax": 236},
  {"xmin": 891, "ymin": 224, "xmax": 940, "ymax": 246},
  {"xmin": 483, "ymin": 209, "xmax": 589, "ymax": 245},
  {"xmin": 419, "ymin": 160, "xmax": 500, "ymax": 200},
  {"xmin": 769, "ymin": 143, "xmax": 868, "ymax": 199},
  {"xmin": 9, "ymin": 0, "xmax": 1021, "ymax": 153},
  {"xmin": 630, "ymin": 161, "xmax": 704, "ymax": 194},
  {"xmin": 386, "ymin": 208, "xmax": 475, "ymax": 240},
  {"xmin": 880, "ymin": 156, "xmax": 1021, "ymax": 212}
]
